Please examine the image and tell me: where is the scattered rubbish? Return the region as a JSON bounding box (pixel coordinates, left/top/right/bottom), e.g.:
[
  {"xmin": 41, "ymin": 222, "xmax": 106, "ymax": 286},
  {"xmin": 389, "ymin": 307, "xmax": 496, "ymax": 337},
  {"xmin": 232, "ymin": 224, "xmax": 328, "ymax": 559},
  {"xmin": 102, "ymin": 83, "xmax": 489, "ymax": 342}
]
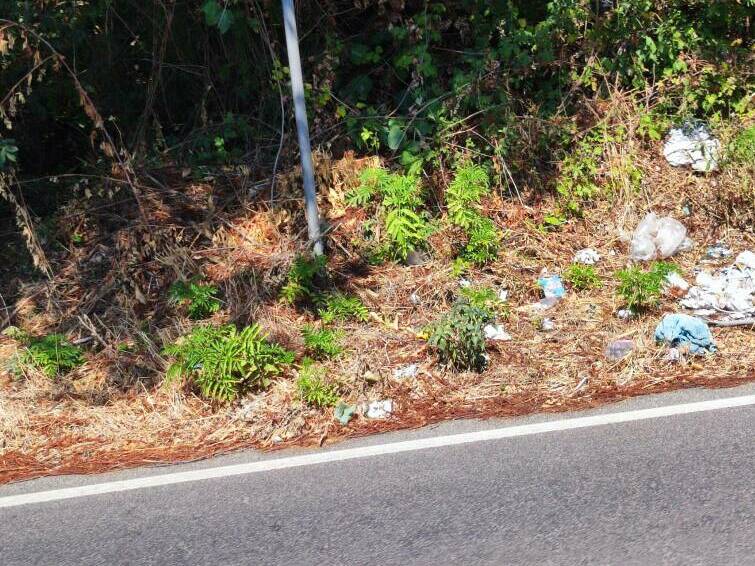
[
  {"xmin": 574, "ymin": 248, "xmax": 601, "ymax": 265},
  {"xmin": 666, "ymin": 347, "xmax": 682, "ymax": 363},
  {"xmin": 537, "ymin": 274, "xmax": 566, "ymax": 299},
  {"xmin": 629, "ymin": 213, "xmax": 692, "ymax": 261},
  {"xmin": 574, "ymin": 375, "xmax": 589, "ymax": 392},
  {"xmin": 680, "ymin": 253, "xmax": 755, "ymax": 324},
  {"xmin": 654, "ymin": 313, "xmax": 716, "ymax": 355},
  {"xmin": 736, "ymin": 251, "xmax": 755, "ymax": 270},
  {"xmin": 532, "ymin": 297, "xmax": 560, "ymax": 311},
  {"xmin": 334, "ymin": 402, "xmax": 357, "ymax": 425},
  {"xmin": 663, "ymin": 123, "xmax": 720, "ymax": 172},
  {"xmin": 409, "ymin": 291, "xmax": 420, "ymax": 305},
  {"xmin": 364, "ymin": 399, "xmax": 394, "ymax": 419},
  {"xmin": 617, "ymin": 308, "xmax": 635, "ymax": 320},
  {"xmin": 681, "ymin": 203, "xmax": 692, "ymax": 217},
  {"xmin": 664, "ymin": 271, "xmax": 690, "ymax": 292},
  {"xmin": 497, "ymin": 289, "xmax": 509, "ymax": 302},
  {"xmin": 484, "ymin": 324, "xmax": 512, "ymax": 341},
  {"xmin": 458, "ymin": 278, "xmax": 471, "ymax": 288},
  {"xmin": 706, "ymin": 243, "xmax": 733, "ymax": 260},
  {"xmin": 393, "ymin": 364, "xmax": 419, "ymax": 379},
  {"xmin": 605, "ymin": 339, "xmax": 635, "ymax": 361},
  {"xmin": 540, "ymin": 318, "xmax": 556, "ymax": 332}
]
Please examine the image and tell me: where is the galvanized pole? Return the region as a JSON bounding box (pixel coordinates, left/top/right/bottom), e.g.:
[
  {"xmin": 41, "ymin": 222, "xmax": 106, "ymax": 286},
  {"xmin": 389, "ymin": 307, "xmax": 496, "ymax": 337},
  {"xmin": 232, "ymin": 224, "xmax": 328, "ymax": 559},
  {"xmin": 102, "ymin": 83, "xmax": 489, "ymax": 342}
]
[{"xmin": 281, "ymin": 0, "xmax": 324, "ymax": 256}]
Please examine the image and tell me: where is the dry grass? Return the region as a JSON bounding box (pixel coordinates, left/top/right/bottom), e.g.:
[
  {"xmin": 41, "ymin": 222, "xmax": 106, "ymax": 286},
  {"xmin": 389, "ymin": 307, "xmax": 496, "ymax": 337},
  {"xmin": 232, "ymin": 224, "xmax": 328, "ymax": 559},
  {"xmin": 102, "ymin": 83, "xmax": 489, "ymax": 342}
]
[{"xmin": 1, "ymin": 118, "xmax": 754, "ymax": 484}]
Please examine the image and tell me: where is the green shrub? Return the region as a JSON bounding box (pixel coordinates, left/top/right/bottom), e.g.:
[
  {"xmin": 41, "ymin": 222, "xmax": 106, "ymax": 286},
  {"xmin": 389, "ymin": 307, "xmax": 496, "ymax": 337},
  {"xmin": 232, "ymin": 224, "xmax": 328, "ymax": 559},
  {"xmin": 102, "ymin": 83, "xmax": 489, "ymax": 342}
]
[
  {"xmin": 168, "ymin": 278, "xmax": 221, "ymax": 319},
  {"xmin": 297, "ymin": 362, "xmax": 339, "ymax": 408},
  {"xmin": 163, "ymin": 324, "xmax": 294, "ymax": 402},
  {"xmin": 427, "ymin": 302, "xmax": 492, "ymax": 372},
  {"xmin": 280, "ymin": 255, "xmax": 327, "ymax": 305},
  {"xmin": 564, "ymin": 264, "xmax": 602, "ymax": 290},
  {"xmin": 616, "ymin": 262, "xmax": 679, "ymax": 311},
  {"xmin": 726, "ymin": 126, "xmax": 755, "ymax": 165},
  {"xmin": 317, "ymin": 293, "xmax": 369, "ymax": 324},
  {"xmin": 301, "ymin": 325, "xmax": 343, "ymax": 359},
  {"xmin": 459, "ymin": 286, "xmax": 507, "ymax": 318},
  {"xmin": 346, "ymin": 167, "xmax": 431, "ymax": 261},
  {"xmin": 446, "ymin": 163, "xmax": 500, "ymax": 265},
  {"xmin": 18, "ymin": 334, "xmax": 84, "ymax": 378}
]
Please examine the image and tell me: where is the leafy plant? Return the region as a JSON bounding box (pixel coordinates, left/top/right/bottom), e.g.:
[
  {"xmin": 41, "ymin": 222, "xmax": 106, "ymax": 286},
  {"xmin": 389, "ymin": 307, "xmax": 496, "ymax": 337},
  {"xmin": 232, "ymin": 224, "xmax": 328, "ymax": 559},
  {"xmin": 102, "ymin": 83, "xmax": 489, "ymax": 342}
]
[
  {"xmin": 17, "ymin": 334, "xmax": 84, "ymax": 378},
  {"xmin": 297, "ymin": 362, "xmax": 339, "ymax": 408},
  {"xmin": 280, "ymin": 255, "xmax": 327, "ymax": 305},
  {"xmin": 427, "ymin": 302, "xmax": 493, "ymax": 372},
  {"xmin": 459, "ymin": 286, "xmax": 507, "ymax": 318},
  {"xmin": 346, "ymin": 167, "xmax": 431, "ymax": 261},
  {"xmin": 168, "ymin": 278, "xmax": 221, "ymax": 319},
  {"xmin": 446, "ymin": 163, "xmax": 500, "ymax": 265},
  {"xmin": 317, "ymin": 293, "xmax": 369, "ymax": 324},
  {"xmin": 301, "ymin": 325, "xmax": 343, "ymax": 359},
  {"xmin": 164, "ymin": 324, "xmax": 294, "ymax": 402},
  {"xmin": 726, "ymin": 125, "xmax": 755, "ymax": 165},
  {"xmin": 0, "ymin": 139, "xmax": 18, "ymax": 170},
  {"xmin": 564, "ymin": 264, "xmax": 602, "ymax": 291},
  {"xmin": 616, "ymin": 262, "xmax": 679, "ymax": 311}
]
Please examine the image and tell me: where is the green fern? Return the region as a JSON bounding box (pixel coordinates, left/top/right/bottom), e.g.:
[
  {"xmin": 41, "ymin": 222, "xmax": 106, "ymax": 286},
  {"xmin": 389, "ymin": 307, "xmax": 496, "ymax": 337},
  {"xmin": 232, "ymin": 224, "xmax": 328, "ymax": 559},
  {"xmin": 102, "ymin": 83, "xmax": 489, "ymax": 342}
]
[
  {"xmin": 168, "ymin": 278, "xmax": 221, "ymax": 319},
  {"xmin": 280, "ymin": 255, "xmax": 327, "ymax": 305},
  {"xmin": 317, "ymin": 293, "xmax": 369, "ymax": 324},
  {"xmin": 18, "ymin": 334, "xmax": 84, "ymax": 378},
  {"xmin": 462, "ymin": 217, "xmax": 500, "ymax": 264},
  {"xmin": 301, "ymin": 325, "xmax": 343, "ymax": 359},
  {"xmin": 297, "ymin": 361, "xmax": 339, "ymax": 408},
  {"xmin": 447, "ymin": 163, "xmax": 490, "ymax": 229},
  {"xmin": 346, "ymin": 166, "xmax": 390, "ymax": 206},
  {"xmin": 163, "ymin": 324, "xmax": 294, "ymax": 402}
]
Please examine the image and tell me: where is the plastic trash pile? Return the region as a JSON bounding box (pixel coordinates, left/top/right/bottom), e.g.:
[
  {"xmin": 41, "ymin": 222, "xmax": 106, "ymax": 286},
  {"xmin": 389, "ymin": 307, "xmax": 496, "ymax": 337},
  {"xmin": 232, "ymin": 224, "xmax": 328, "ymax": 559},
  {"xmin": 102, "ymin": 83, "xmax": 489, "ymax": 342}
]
[
  {"xmin": 573, "ymin": 248, "xmax": 601, "ymax": 265},
  {"xmin": 663, "ymin": 123, "xmax": 720, "ymax": 172},
  {"xmin": 679, "ymin": 251, "xmax": 755, "ymax": 324},
  {"xmin": 655, "ymin": 313, "xmax": 716, "ymax": 355},
  {"xmin": 630, "ymin": 213, "xmax": 693, "ymax": 261},
  {"xmin": 393, "ymin": 364, "xmax": 419, "ymax": 379},
  {"xmin": 484, "ymin": 323, "xmax": 512, "ymax": 341}
]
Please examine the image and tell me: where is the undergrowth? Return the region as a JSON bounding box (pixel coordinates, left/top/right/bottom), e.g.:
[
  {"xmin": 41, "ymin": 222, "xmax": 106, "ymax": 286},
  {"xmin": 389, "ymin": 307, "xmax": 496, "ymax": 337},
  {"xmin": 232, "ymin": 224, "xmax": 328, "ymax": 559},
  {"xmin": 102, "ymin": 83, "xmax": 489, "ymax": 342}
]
[
  {"xmin": 280, "ymin": 255, "xmax": 327, "ymax": 305},
  {"xmin": 564, "ymin": 265, "xmax": 602, "ymax": 291},
  {"xmin": 427, "ymin": 301, "xmax": 492, "ymax": 372},
  {"xmin": 7, "ymin": 330, "xmax": 85, "ymax": 378},
  {"xmin": 168, "ymin": 278, "xmax": 221, "ymax": 320},
  {"xmin": 301, "ymin": 325, "xmax": 343, "ymax": 359},
  {"xmin": 163, "ymin": 324, "xmax": 294, "ymax": 402},
  {"xmin": 317, "ymin": 293, "xmax": 369, "ymax": 324},
  {"xmin": 616, "ymin": 262, "xmax": 679, "ymax": 312},
  {"xmin": 297, "ymin": 362, "xmax": 339, "ymax": 408}
]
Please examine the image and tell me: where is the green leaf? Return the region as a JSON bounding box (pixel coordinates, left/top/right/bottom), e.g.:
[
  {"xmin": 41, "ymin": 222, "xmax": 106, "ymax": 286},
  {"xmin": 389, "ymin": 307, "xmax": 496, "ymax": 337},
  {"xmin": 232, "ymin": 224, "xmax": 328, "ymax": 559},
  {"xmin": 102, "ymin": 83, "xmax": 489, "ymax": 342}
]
[
  {"xmin": 387, "ymin": 124, "xmax": 404, "ymax": 150},
  {"xmin": 202, "ymin": 0, "xmax": 221, "ymax": 25},
  {"xmin": 217, "ymin": 9, "xmax": 234, "ymax": 34}
]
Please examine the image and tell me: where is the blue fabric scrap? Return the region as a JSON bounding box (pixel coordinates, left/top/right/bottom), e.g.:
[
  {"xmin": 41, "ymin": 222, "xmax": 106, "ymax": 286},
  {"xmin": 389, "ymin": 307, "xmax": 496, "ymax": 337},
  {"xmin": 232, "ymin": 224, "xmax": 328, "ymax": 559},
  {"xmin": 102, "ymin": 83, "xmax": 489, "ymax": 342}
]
[{"xmin": 654, "ymin": 313, "xmax": 716, "ymax": 355}]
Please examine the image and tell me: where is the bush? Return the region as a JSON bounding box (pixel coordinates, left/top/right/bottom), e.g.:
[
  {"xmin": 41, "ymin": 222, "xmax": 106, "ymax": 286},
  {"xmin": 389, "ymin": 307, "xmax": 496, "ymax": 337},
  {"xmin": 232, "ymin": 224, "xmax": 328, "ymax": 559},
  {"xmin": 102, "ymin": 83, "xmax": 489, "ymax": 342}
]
[
  {"xmin": 168, "ymin": 278, "xmax": 221, "ymax": 319},
  {"xmin": 17, "ymin": 333, "xmax": 84, "ymax": 378},
  {"xmin": 297, "ymin": 362, "xmax": 339, "ymax": 408},
  {"xmin": 163, "ymin": 324, "xmax": 294, "ymax": 402},
  {"xmin": 279, "ymin": 255, "xmax": 327, "ymax": 305},
  {"xmin": 564, "ymin": 264, "xmax": 602, "ymax": 290},
  {"xmin": 317, "ymin": 293, "xmax": 369, "ymax": 324},
  {"xmin": 459, "ymin": 286, "xmax": 508, "ymax": 318},
  {"xmin": 616, "ymin": 262, "xmax": 678, "ymax": 311},
  {"xmin": 427, "ymin": 302, "xmax": 492, "ymax": 372},
  {"xmin": 301, "ymin": 325, "xmax": 343, "ymax": 359}
]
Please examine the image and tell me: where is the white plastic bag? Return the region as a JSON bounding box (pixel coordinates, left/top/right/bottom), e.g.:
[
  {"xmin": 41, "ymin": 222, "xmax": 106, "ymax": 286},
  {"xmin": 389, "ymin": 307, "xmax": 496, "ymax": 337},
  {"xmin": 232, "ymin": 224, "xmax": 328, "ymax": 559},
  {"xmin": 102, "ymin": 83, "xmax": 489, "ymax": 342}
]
[{"xmin": 629, "ymin": 213, "xmax": 690, "ymax": 261}]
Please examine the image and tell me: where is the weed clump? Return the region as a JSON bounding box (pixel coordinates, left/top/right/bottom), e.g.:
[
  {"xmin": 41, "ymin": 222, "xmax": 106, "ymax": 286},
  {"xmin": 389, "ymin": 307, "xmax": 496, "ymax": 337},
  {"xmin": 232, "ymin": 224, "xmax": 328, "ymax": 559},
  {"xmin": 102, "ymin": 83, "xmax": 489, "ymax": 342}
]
[
  {"xmin": 9, "ymin": 331, "xmax": 84, "ymax": 378},
  {"xmin": 564, "ymin": 264, "xmax": 602, "ymax": 290},
  {"xmin": 301, "ymin": 325, "xmax": 343, "ymax": 359},
  {"xmin": 317, "ymin": 293, "xmax": 369, "ymax": 324},
  {"xmin": 616, "ymin": 262, "xmax": 678, "ymax": 311},
  {"xmin": 280, "ymin": 255, "xmax": 327, "ymax": 305},
  {"xmin": 427, "ymin": 302, "xmax": 492, "ymax": 372},
  {"xmin": 164, "ymin": 324, "xmax": 294, "ymax": 402},
  {"xmin": 297, "ymin": 362, "xmax": 339, "ymax": 408},
  {"xmin": 168, "ymin": 278, "xmax": 221, "ymax": 319}
]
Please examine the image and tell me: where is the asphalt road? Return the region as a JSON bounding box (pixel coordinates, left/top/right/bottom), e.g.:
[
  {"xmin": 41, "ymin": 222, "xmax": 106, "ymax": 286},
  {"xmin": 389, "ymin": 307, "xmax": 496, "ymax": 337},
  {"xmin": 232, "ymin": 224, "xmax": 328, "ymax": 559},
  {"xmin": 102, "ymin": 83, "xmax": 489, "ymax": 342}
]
[{"xmin": 1, "ymin": 384, "xmax": 754, "ymax": 566}]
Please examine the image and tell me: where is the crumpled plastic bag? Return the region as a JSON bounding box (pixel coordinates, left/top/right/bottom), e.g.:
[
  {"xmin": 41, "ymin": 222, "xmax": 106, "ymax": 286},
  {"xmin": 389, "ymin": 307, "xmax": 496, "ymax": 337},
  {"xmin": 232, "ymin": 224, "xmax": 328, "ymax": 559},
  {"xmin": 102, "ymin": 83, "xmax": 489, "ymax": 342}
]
[
  {"xmin": 654, "ymin": 313, "xmax": 716, "ymax": 355},
  {"xmin": 630, "ymin": 213, "xmax": 692, "ymax": 261},
  {"xmin": 663, "ymin": 124, "xmax": 720, "ymax": 172},
  {"xmin": 537, "ymin": 275, "xmax": 566, "ymax": 299}
]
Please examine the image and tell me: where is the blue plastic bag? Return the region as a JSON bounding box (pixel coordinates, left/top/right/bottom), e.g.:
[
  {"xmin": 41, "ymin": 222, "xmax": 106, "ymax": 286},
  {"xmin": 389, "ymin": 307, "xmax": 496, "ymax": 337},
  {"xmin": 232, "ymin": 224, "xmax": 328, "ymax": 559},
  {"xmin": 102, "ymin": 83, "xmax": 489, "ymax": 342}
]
[{"xmin": 654, "ymin": 314, "xmax": 716, "ymax": 355}]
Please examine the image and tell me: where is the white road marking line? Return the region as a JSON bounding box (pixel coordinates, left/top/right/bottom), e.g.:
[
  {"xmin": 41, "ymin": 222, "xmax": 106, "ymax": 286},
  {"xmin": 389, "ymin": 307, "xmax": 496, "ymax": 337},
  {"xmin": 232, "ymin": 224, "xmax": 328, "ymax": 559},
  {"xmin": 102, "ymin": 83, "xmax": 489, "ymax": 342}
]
[{"xmin": 1, "ymin": 393, "xmax": 754, "ymax": 509}]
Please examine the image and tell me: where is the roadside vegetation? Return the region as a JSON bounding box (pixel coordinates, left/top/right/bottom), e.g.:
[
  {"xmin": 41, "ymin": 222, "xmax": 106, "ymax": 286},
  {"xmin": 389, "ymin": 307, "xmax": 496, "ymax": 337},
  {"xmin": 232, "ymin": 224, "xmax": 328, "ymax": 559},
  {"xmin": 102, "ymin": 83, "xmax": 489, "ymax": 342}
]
[{"xmin": 0, "ymin": 1, "xmax": 753, "ymax": 482}]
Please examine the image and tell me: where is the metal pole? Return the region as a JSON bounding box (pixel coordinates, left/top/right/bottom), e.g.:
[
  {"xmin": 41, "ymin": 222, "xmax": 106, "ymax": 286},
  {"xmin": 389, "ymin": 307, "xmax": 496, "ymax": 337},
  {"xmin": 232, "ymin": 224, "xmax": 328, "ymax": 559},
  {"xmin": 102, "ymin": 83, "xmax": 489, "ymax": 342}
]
[{"xmin": 281, "ymin": 0, "xmax": 324, "ymax": 256}]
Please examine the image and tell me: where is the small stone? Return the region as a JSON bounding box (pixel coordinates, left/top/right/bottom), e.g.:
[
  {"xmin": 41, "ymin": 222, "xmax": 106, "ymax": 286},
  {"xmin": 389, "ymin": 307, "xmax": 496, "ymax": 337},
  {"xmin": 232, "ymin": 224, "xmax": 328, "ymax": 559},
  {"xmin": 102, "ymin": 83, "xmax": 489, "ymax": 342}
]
[
  {"xmin": 406, "ymin": 250, "xmax": 429, "ymax": 266},
  {"xmin": 617, "ymin": 308, "xmax": 634, "ymax": 320},
  {"xmin": 409, "ymin": 291, "xmax": 420, "ymax": 305}
]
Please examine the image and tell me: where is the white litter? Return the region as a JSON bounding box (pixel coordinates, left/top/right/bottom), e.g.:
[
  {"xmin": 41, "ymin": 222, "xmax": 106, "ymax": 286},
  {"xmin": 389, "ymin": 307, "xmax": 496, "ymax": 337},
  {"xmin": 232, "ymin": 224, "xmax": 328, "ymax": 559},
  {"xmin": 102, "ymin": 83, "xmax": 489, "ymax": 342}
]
[
  {"xmin": 541, "ymin": 318, "xmax": 556, "ymax": 332},
  {"xmin": 497, "ymin": 289, "xmax": 509, "ymax": 302},
  {"xmin": 573, "ymin": 248, "xmax": 601, "ymax": 265},
  {"xmin": 484, "ymin": 324, "xmax": 512, "ymax": 341},
  {"xmin": 629, "ymin": 213, "xmax": 692, "ymax": 261},
  {"xmin": 409, "ymin": 291, "xmax": 420, "ymax": 305},
  {"xmin": 679, "ymin": 252, "xmax": 755, "ymax": 323},
  {"xmin": 458, "ymin": 278, "xmax": 471, "ymax": 288},
  {"xmin": 393, "ymin": 364, "xmax": 419, "ymax": 379},
  {"xmin": 664, "ymin": 271, "xmax": 690, "ymax": 292},
  {"xmin": 365, "ymin": 399, "xmax": 394, "ymax": 419},
  {"xmin": 706, "ymin": 243, "xmax": 733, "ymax": 260},
  {"xmin": 663, "ymin": 124, "xmax": 720, "ymax": 172},
  {"xmin": 617, "ymin": 308, "xmax": 634, "ymax": 320}
]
